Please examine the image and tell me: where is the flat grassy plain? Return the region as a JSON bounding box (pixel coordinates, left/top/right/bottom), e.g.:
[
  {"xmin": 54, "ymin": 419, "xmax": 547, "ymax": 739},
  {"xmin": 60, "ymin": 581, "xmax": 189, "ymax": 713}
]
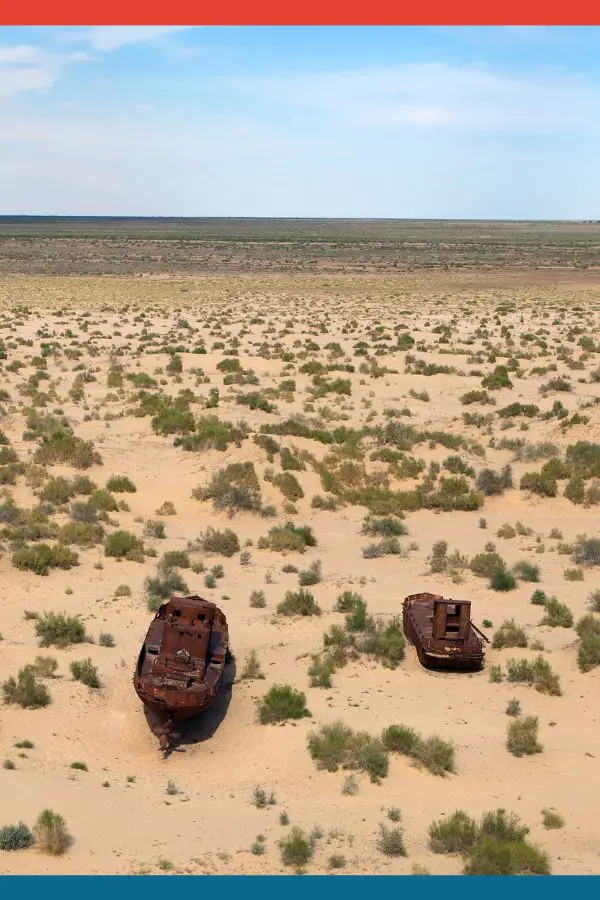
[
  {"xmin": 1, "ymin": 217, "xmax": 600, "ymax": 274},
  {"xmin": 0, "ymin": 221, "xmax": 599, "ymax": 874}
]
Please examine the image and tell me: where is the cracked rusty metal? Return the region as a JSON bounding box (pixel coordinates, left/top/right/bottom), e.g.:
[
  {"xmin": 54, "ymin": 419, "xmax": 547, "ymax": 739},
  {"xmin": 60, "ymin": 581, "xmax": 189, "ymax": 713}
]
[
  {"xmin": 403, "ymin": 592, "xmax": 487, "ymax": 672},
  {"xmin": 134, "ymin": 594, "xmax": 229, "ymax": 752}
]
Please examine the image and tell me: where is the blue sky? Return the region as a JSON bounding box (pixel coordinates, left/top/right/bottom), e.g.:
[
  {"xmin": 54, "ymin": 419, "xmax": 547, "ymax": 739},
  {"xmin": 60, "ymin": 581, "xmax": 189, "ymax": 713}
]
[{"xmin": 1, "ymin": 26, "xmax": 600, "ymax": 217}]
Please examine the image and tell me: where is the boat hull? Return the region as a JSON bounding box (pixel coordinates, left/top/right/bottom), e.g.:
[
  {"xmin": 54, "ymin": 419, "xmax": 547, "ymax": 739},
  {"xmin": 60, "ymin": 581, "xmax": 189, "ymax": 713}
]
[
  {"xmin": 133, "ymin": 594, "xmax": 229, "ymax": 750},
  {"xmin": 134, "ymin": 666, "xmax": 225, "ymax": 722},
  {"xmin": 403, "ymin": 592, "xmax": 485, "ymax": 672}
]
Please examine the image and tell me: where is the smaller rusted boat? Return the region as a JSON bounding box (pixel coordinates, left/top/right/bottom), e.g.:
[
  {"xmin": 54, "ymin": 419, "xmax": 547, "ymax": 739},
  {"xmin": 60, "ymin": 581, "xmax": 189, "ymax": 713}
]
[
  {"xmin": 403, "ymin": 592, "xmax": 488, "ymax": 672},
  {"xmin": 133, "ymin": 594, "xmax": 229, "ymax": 752}
]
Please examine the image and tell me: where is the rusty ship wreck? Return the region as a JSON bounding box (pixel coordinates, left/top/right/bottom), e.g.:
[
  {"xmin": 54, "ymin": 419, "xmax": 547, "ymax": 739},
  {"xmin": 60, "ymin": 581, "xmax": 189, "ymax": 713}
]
[
  {"xmin": 403, "ymin": 592, "xmax": 488, "ymax": 672},
  {"xmin": 134, "ymin": 594, "xmax": 229, "ymax": 751}
]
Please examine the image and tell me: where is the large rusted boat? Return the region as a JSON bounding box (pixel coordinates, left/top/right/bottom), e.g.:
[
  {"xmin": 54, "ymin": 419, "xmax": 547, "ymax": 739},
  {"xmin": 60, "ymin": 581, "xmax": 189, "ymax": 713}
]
[
  {"xmin": 133, "ymin": 594, "xmax": 229, "ymax": 752},
  {"xmin": 403, "ymin": 592, "xmax": 488, "ymax": 672}
]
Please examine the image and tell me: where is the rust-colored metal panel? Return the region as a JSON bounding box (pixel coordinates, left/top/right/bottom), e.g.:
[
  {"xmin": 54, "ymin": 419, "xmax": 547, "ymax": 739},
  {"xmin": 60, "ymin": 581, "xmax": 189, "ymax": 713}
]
[
  {"xmin": 403, "ymin": 592, "xmax": 487, "ymax": 672},
  {"xmin": 133, "ymin": 594, "xmax": 229, "ymax": 752}
]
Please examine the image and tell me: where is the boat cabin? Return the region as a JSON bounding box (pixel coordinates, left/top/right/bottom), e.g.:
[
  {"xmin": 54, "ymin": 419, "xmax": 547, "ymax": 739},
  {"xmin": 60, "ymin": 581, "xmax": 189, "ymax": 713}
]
[{"xmin": 432, "ymin": 598, "xmax": 472, "ymax": 642}]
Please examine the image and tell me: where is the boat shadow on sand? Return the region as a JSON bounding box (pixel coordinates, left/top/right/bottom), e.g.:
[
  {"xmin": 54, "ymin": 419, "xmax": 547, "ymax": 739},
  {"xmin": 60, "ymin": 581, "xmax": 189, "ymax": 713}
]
[{"xmin": 147, "ymin": 655, "xmax": 237, "ymax": 755}]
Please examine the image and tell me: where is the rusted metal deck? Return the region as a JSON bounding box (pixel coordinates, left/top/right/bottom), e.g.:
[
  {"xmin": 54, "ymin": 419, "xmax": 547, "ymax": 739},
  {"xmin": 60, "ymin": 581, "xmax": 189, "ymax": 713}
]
[
  {"xmin": 133, "ymin": 594, "xmax": 229, "ymax": 752},
  {"xmin": 403, "ymin": 592, "xmax": 486, "ymax": 672}
]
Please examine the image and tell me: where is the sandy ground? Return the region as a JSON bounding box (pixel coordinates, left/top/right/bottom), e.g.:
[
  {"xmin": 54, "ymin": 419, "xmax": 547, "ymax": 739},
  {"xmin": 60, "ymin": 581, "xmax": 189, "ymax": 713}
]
[{"xmin": 0, "ymin": 270, "xmax": 599, "ymax": 875}]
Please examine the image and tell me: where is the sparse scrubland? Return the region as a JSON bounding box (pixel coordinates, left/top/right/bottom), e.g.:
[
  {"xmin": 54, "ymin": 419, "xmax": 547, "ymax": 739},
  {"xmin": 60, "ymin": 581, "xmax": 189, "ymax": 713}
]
[{"xmin": 0, "ymin": 222, "xmax": 599, "ymax": 873}]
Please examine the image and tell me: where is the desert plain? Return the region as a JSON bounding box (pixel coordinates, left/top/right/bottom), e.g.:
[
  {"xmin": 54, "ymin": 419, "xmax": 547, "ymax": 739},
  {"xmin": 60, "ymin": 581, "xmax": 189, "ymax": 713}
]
[{"xmin": 0, "ymin": 219, "xmax": 600, "ymax": 875}]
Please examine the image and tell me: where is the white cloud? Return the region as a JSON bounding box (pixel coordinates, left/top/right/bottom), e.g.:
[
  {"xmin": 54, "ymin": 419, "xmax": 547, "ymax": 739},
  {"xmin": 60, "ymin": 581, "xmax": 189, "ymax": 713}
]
[
  {"xmin": 212, "ymin": 62, "xmax": 600, "ymax": 134},
  {"xmin": 84, "ymin": 26, "xmax": 192, "ymax": 52},
  {"xmin": 0, "ymin": 44, "xmax": 88, "ymax": 97}
]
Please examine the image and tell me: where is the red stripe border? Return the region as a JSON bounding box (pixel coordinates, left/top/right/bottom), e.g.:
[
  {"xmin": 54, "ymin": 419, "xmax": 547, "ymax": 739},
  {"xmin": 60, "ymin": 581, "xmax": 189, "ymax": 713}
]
[{"xmin": 3, "ymin": 2, "xmax": 600, "ymax": 26}]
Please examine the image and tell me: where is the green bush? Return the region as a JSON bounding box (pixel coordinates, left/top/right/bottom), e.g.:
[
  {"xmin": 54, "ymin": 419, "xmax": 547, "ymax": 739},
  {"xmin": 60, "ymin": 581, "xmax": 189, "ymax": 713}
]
[
  {"xmin": 277, "ymin": 588, "xmax": 321, "ymax": 617},
  {"xmin": 201, "ymin": 527, "xmax": 240, "ymax": 557},
  {"xmin": 70, "ymin": 501, "xmax": 99, "ymax": 523},
  {"xmin": 565, "ymin": 441, "xmax": 600, "ymax": 478},
  {"xmin": 39, "ymin": 476, "xmax": 74, "ymax": 505},
  {"xmin": 175, "ymin": 415, "xmax": 248, "ymax": 452},
  {"xmin": 507, "ymin": 716, "xmax": 542, "ymax": 757},
  {"xmin": 12, "ymin": 543, "xmax": 79, "ymax": 576},
  {"xmin": 479, "ymin": 809, "xmax": 529, "ymax": 843},
  {"xmin": 143, "ymin": 519, "xmax": 166, "ymax": 539},
  {"xmin": 542, "ymin": 808, "xmax": 565, "ymax": 829},
  {"xmin": 464, "ymin": 837, "xmax": 550, "ymax": 875},
  {"xmin": 362, "ymin": 515, "xmax": 407, "ymax": 536},
  {"xmin": 334, "ymin": 590, "xmax": 363, "ymax": 612},
  {"xmin": 461, "ymin": 390, "xmax": 493, "ymax": 405},
  {"xmin": 541, "ymin": 597, "xmax": 573, "ymax": 628},
  {"xmin": 151, "ymin": 403, "xmax": 195, "ymax": 437},
  {"xmin": 311, "ymin": 494, "xmax": 338, "ymax": 510},
  {"xmin": 166, "ymin": 353, "xmax": 183, "ymax": 375},
  {"xmin": 2, "ymin": 667, "xmax": 50, "ymax": 709},
  {"xmin": 414, "ymin": 736, "xmax": 455, "ymax": 776},
  {"xmin": 362, "ymin": 537, "xmax": 403, "ymax": 558},
  {"xmin": 35, "ymin": 612, "xmax": 86, "ymax": 648},
  {"xmin": 194, "ymin": 462, "xmax": 262, "ymax": 515},
  {"xmin": 260, "ymin": 522, "xmax": 316, "ymax": 553},
  {"xmin": 492, "ymin": 619, "xmax": 528, "ymax": 650},
  {"xmin": 298, "ymin": 560, "xmax": 322, "ymax": 586},
  {"xmin": 520, "ymin": 471, "xmax": 557, "ymax": 497},
  {"xmin": 512, "ymin": 561, "xmax": 540, "ymax": 583},
  {"xmin": 357, "ymin": 618, "xmax": 405, "ymax": 669},
  {"xmin": 470, "ymin": 551, "xmax": 505, "ymax": 578},
  {"xmin": 70, "ymin": 659, "xmax": 100, "ymax": 689},
  {"xmin": 562, "ymin": 564, "xmax": 583, "ymax": 581},
  {"xmin": 249, "ymin": 589, "xmax": 266, "ymax": 608},
  {"xmin": 236, "ymin": 391, "xmax": 277, "ymax": 413},
  {"xmin": 377, "ymin": 824, "xmax": 406, "ymax": 857},
  {"xmin": 272, "ymin": 472, "xmax": 304, "ymax": 502},
  {"xmin": 258, "ymin": 684, "xmax": 311, "ymax": 724},
  {"xmin": 279, "ymin": 827, "xmax": 313, "ymax": 869},
  {"xmin": 30, "ymin": 656, "xmax": 58, "ymax": 678},
  {"xmin": 58, "ymin": 522, "xmax": 104, "ymax": 547},
  {"xmin": 106, "ymin": 475, "xmax": 136, "ymax": 493},
  {"xmin": 506, "ymin": 656, "xmax": 561, "ymax": 696},
  {"xmin": 506, "ymin": 698, "xmax": 521, "ymax": 717},
  {"xmin": 476, "ymin": 466, "xmax": 513, "ymax": 496},
  {"xmin": 308, "ymin": 721, "xmax": 389, "ymax": 783},
  {"xmin": 576, "ymin": 615, "xmax": 600, "ymax": 672},
  {"xmin": 307, "ymin": 721, "xmax": 356, "ymax": 772},
  {"xmin": 381, "ymin": 724, "xmax": 421, "ymax": 756},
  {"xmin": 104, "ymin": 531, "xmax": 144, "ymax": 562},
  {"xmin": 572, "ymin": 537, "xmax": 600, "ymax": 567},
  {"xmin": 482, "ymin": 365, "xmax": 513, "ymax": 390},
  {"xmin": 0, "ymin": 823, "xmax": 34, "ymax": 851},
  {"xmin": 564, "ymin": 476, "xmax": 585, "ymax": 504},
  {"xmin": 490, "ymin": 568, "xmax": 517, "ymax": 592},
  {"xmin": 381, "ymin": 723, "xmax": 454, "ymax": 776},
  {"xmin": 33, "ymin": 809, "xmax": 69, "ymax": 856},
  {"xmin": 89, "ymin": 489, "xmax": 118, "ymax": 512},
  {"xmin": 280, "ymin": 447, "xmax": 304, "ymax": 470},
  {"xmin": 34, "ymin": 429, "xmax": 101, "ymax": 470},
  {"xmin": 577, "ymin": 612, "xmax": 600, "ymax": 641},
  {"xmin": 159, "ymin": 550, "xmax": 190, "ymax": 570},
  {"xmin": 308, "ymin": 655, "xmax": 336, "ymax": 688},
  {"xmin": 428, "ymin": 811, "xmax": 478, "ymax": 854},
  {"xmin": 145, "ymin": 571, "xmax": 189, "ymax": 611},
  {"xmin": 427, "ymin": 807, "xmax": 550, "ymax": 874}
]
